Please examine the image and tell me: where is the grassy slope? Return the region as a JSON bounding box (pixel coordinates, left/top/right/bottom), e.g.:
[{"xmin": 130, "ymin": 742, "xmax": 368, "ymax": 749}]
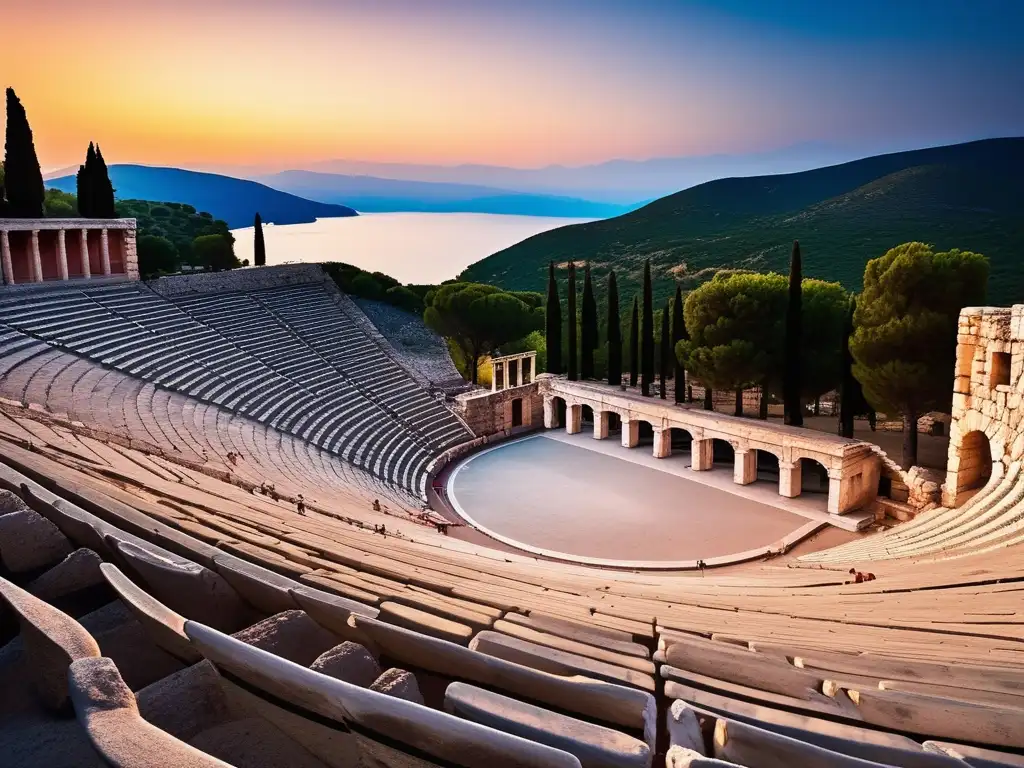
[{"xmin": 461, "ymin": 138, "xmax": 1024, "ymax": 306}]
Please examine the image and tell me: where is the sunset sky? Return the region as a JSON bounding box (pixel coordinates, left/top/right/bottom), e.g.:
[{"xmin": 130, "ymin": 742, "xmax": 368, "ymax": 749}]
[{"xmin": 5, "ymin": 0, "xmax": 1023, "ymax": 171}]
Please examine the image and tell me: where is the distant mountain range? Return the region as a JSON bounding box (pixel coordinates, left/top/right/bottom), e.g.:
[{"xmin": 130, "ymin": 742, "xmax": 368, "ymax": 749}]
[
  {"xmin": 259, "ymin": 170, "xmax": 633, "ymax": 218},
  {"xmin": 460, "ymin": 138, "xmax": 1024, "ymax": 306},
  {"xmin": 48, "ymin": 165, "xmax": 356, "ymax": 228}
]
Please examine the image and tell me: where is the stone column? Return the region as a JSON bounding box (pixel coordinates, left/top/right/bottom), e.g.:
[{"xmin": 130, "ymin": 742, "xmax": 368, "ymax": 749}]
[
  {"xmin": 734, "ymin": 449, "xmax": 758, "ymax": 485},
  {"xmin": 567, "ymin": 404, "xmax": 582, "ymax": 435},
  {"xmin": 100, "ymin": 228, "xmax": 111, "ymax": 276},
  {"xmin": 653, "ymin": 428, "xmax": 672, "ymax": 458},
  {"xmin": 594, "ymin": 410, "xmax": 609, "ymax": 440},
  {"xmin": 691, "ymin": 438, "xmax": 714, "ymax": 470},
  {"xmin": 543, "ymin": 397, "xmax": 558, "ymax": 429},
  {"xmin": 621, "ymin": 419, "xmax": 639, "ymax": 448},
  {"xmin": 827, "ymin": 474, "xmax": 843, "ymax": 515},
  {"xmin": 779, "ymin": 461, "xmax": 802, "ymax": 498},
  {"xmin": 0, "ymin": 230, "xmax": 12, "ymax": 285},
  {"xmin": 80, "ymin": 229, "xmax": 91, "ymax": 279},
  {"xmin": 504, "ymin": 360, "xmax": 510, "ymax": 390},
  {"xmin": 30, "ymin": 230, "xmax": 43, "ymax": 282},
  {"xmin": 56, "ymin": 229, "xmax": 69, "ymax": 280}
]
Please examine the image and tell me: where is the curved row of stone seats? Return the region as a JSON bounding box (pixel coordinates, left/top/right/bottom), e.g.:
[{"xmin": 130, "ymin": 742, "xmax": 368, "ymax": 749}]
[
  {"xmin": 0, "ymin": 463, "xmax": 656, "ymax": 767},
  {"xmin": 0, "ymin": 285, "xmax": 438, "ymax": 495},
  {"xmin": 254, "ymin": 284, "xmax": 470, "ymax": 448},
  {"xmin": 799, "ymin": 464, "xmax": 1024, "ymax": 564},
  {"xmin": 655, "ymin": 629, "xmax": 1024, "ymax": 753},
  {"xmin": 0, "ymin": 324, "xmax": 51, "ymax": 376}
]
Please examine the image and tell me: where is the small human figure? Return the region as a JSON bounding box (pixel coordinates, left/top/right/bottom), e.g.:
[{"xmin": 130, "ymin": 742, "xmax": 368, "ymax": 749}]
[
  {"xmin": 372, "ymin": 499, "xmax": 381, "ymax": 512},
  {"xmin": 259, "ymin": 482, "xmax": 268, "ymax": 495},
  {"xmin": 296, "ymin": 494, "xmax": 306, "ymax": 516},
  {"xmin": 380, "ymin": 524, "xmax": 386, "ymax": 538},
  {"xmin": 867, "ymin": 410, "xmax": 877, "ymax": 432},
  {"xmin": 696, "ymin": 559, "xmax": 706, "ymax": 576}
]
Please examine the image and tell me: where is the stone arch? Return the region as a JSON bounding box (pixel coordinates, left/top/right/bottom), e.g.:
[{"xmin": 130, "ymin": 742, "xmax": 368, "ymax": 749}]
[
  {"xmin": 798, "ymin": 457, "xmax": 831, "ymax": 497},
  {"xmin": 668, "ymin": 426, "xmax": 693, "ymax": 451},
  {"xmin": 711, "ymin": 438, "xmax": 735, "ymax": 468},
  {"xmin": 950, "ymin": 429, "xmax": 993, "ymax": 499}
]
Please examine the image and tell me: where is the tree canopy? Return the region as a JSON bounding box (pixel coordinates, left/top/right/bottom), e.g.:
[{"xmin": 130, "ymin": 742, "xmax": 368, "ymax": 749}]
[
  {"xmin": 423, "ymin": 282, "xmax": 544, "ymax": 383},
  {"xmin": 76, "ymin": 142, "xmax": 116, "ymax": 218},
  {"xmin": 677, "ymin": 272, "xmax": 788, "ymax": 408},
  {"xmin": 137, "ymin": 234, "xmax": 178, "ymax": 278},
  {"xmin": 851, "ymin": 241, "xmax": 988, "ymax": 467},
  {"xmin": 191, "ymin": 234, "xmax": 239, "ymax": 272}
]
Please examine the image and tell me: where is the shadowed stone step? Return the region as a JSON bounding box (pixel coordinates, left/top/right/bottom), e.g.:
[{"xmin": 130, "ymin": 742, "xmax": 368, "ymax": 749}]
[
  {"xmin": 136, "ymin": 660, "xmax": 235, "ymax": 742},
  {"xmin": 188, "ymin": 717, "xmax": 329, "ymax": 768},
  {"xmin": 26, "ymin": 548, "xmax": 105, "ymax": 604},
  {"xmin": 231, "ymin": 610, "xmax": 340, "ymax": 667},
  {"xmin": 369, "ymin": 668, "xmax": 423, "ymax": 705}
]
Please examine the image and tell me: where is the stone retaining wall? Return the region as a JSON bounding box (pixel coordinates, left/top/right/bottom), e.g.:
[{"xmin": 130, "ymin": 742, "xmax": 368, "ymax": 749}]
[
  {"xmin": 147, "ymin": 263, "xmax": 325, "ymax": 297},
  {"xmin": 453, "ymin": 383, "xmax": 544, "ymax": 437}
]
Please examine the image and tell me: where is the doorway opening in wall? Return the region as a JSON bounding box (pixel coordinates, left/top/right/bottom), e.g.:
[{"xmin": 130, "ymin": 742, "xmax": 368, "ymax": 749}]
[
  {"xmin": 956, "ymin": 430, "xmax": 993, "ymax": 499},
  {"xmin": 511, "ymin": 398, "xmax": 523, "ymax": 428}
]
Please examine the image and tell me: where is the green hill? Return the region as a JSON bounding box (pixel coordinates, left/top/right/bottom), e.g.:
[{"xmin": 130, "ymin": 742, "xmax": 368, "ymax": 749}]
[{"xmin": 461, "ymin": 138, "xmax": 1024, "ymax": 306}]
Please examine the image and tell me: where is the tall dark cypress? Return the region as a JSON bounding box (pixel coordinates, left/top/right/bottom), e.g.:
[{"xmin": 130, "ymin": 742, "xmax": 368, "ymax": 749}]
[
  {"xmin": 93, "ymin": 145, "xmax": 116, "ymax": 217},
  {"xmin": 629, "ymin": 297, "xmax": 639, "ymax": 387},
  {"xmin": 640, "ymin": 260, "xmax": 654, "ymax": 396},
  {"xmin": 671, "ymin": 284, "xmax": 687, "ymax": 403},
  {"xmin": 76, "ymin": 143, "xmax": 97, "ymax": 217},
  {"xmin": 545, "ymin": 262, "xmax": 563, "ymax": 374},
  {"xmin": 838, "ymin": 296, "xmax": 862, "ymax": 438},
  {"xmin": 254, "ymin": 212, "xmax": 267, "ymax": 267},
  {"xmin": 703, "ymin": 386, "xmax": 713, "ymax": 411},
  {"xmin": 567, "ymin": 262, "xmax": 578, "ymax": 381},
  {"xmin": 659, "ymin": 301, "xmax": 670, "ymax": 399},
  {"xmin": 606, "ymin": 271, "xmax": 621, "ymax": 386},
  {"xmin": 3, "ymin": 88, "xmax": 44, "ymax": 218},
  {"xmin": 784, "ymin": 240, "xmax": 803, "ymax": 426},
  {"xmin": 580, "ymin": 263, "xmax": 597, "ymax": 379}
]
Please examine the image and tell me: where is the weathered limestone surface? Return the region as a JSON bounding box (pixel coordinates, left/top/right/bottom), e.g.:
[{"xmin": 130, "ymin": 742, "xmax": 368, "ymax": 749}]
[
  {"xmin": 0, "ymin": 508, "xmax": 73, "ymax": 573},
  {"xmin": 944, "ymin": 305, "xmax": 1024, "ymax": 506},
  {"xmin": 309, "ymin": 641, "xmax": 382, "ymax": 687},
  {"xmin": 453, "ymin": 382, "xmax": 543, "ymax": 437}
]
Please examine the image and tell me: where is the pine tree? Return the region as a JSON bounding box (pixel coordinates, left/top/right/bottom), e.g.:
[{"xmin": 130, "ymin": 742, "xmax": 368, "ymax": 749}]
[
  {"xmin": 629, "ymin": 297, "xmax": 639, "ymax": 387},
  {"xmin": 672, "ymin": 284, "xmax": 687, "ymax": 403},
  {"xmin": 580, "ymin": 263, "xmax": 597, "ymax": 379},
  {"xmin": 545, "ymin": 262, "xmax": 562, "ymax": 374},
  {"xmin": 254, "ymin": 212, "xmax": 267, "ymax": 266},
  {"xmin": 3, "ymin": 88, "xmax": 44, "ymax": 218},
  {"xmin": 567, "ymin": 261, "xmax": 578, "ymax": 381},
  {"xmin": 76, "ymin": 143, "xmax": 96, "ymax": 217},
  {"xmin": 659, "ymin": 300, "xmax": 670, "ymax": 399},
  {"xmin": 784, "ymin": 240, "xmax": 804, "ymax": 426},
  {"xmin": 93, "ymin": 145, "xmax": 116, "ymax": 217},
  {"xmin": 640, "ymin": 259, "xmax": 654, "ymax": 396},
  {"xmin": 606, "ymin": 270, "xmax": 621, "ymax": 386}
]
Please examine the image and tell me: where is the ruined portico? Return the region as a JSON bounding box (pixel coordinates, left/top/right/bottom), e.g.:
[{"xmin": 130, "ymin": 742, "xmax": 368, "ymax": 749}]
[
  {"xmin": 0, "ymin": 218, "xmax": 138, "ymax": 286},
  {"xmin": 538, "ymin": 374, "xmax": 880, "ymax": 516}
]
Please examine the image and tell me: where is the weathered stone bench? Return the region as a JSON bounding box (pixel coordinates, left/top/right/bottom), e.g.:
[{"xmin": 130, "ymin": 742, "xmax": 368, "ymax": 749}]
[
  {"xmin": 0, "ymin": 575, "xmax": 101, "ymax": 710},
  {"xmin": 445, "ymin": 681, "xmax": 652, "ymax": 768},
  {"xmin": 69, "ymin": 656, "xmax": 233, "ymax": 768},
  {"xmin": 184, "ymin": 619, "xmax": 583, "ymax": 768},
  {"xmin": 353, "ymin": 615, "xmax": 656, "ymax": 741}
]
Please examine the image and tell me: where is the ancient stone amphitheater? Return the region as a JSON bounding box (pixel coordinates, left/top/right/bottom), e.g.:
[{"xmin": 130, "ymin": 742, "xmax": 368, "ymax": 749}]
[{"xmin": 0, "ymin": 264, "xmax": 1022, "ymax": 768}]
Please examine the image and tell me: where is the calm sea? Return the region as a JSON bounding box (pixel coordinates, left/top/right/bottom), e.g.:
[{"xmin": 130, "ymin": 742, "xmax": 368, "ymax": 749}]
[{"xmin": 230, "ymin": 211, "xmax": 594, "ymax": 284}]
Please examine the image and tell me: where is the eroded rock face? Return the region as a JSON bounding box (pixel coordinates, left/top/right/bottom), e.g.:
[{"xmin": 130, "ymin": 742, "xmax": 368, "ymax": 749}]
[
  {"xmin": 26, "ymin": 548, "xmax": 104, "ymax": 602},
  {"xmin": 230, "ymin": 610, "xmax": 339, "ymax": 667},
  {"xmin": 369, "ymin": 668, "xmax": 423, "ymax": 705},
  {"xmin": 0, "ymin": 509, "xmax": 72, "ymax": 573},
  {"xmin": 309, "ymin": 641, "xmax": 381, "ymax": 687},
  {"xmin": 0, "ymin": 489, "xmax": 30, "ymax": 516}
]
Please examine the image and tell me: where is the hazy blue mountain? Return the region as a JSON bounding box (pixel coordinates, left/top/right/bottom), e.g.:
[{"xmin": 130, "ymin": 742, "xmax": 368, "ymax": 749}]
[
  {"xmin": 260, "ymin": 170, "xmax": 634, "ymax": 217},
  {"xmin": 48, "ymin": 165, "xmax": 357, "ymax": 228}
]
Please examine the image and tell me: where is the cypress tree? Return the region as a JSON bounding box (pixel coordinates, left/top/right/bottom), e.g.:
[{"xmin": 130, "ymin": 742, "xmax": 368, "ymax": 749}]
[
  {"xmin": 838, "ymin": 296, "xmax": 863, "ymax": 438},
  {"xmin": 3, "ymin": 88, "xmax": 44, "ymax": 218},
  {"xmin": 567, "ymin": 261, "xmax": 578, "ymax": 381},
  {"xmin": 76, "ymin": 143, "xmax": 97, "ymax": 217},
  {"xmin": 580, "ymin": 263, "xmax": 597, "ymax": 379},
  {"xmin": 629, "ymin": 297, "xmax": 639, "ymax": 387},
  {"xmin": 254, "ymin": 212, "xmax": 267, "ymax": 266},
  {"xmin": 606, "ymin": 271, "xmax": 621, "ymax": 386},
  {"xmin": 93, "ymin": 145, "xmax": 115, "ymax": 217},
  {"xmin": 672, "ymin": 284, "xmax": 687, "ymax": 403},
  {"xmin": 640, "ymin": 259, "xmax": 654, "ymax": 396},
  {"xmin": 703, "ymin": 385, "xmax": 713, "ymax": 411},
  {"xmin": 784, "ymin": 240, "xmax": 804, "ymax": 426},
  {"xmin": 659, "ymin": 301, "xmax": 670, "ymax": 399},
  {"xmin": 545, "ymin": 262, "xmax": 562, "ymax": 374}
]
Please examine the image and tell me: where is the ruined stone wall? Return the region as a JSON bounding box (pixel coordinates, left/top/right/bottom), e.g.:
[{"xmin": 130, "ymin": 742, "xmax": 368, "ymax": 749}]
[
  {"xmin": 453, "ymin": 383, "xmax": 543, "ymax": 438},
  {"xmin": 944, "ymin": 305, "xmax": 1023, "ymax": 506}
]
